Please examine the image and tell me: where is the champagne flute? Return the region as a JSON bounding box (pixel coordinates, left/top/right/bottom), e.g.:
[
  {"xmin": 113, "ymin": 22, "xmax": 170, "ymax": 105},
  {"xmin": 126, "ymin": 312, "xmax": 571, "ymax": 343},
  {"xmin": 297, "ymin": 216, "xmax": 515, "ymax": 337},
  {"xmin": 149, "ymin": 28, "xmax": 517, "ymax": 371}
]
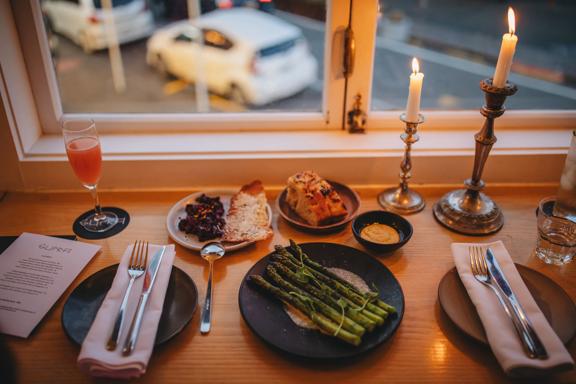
[{"xmin": 62, "ymin": 118, "xmax": 118, "ymax": 233}]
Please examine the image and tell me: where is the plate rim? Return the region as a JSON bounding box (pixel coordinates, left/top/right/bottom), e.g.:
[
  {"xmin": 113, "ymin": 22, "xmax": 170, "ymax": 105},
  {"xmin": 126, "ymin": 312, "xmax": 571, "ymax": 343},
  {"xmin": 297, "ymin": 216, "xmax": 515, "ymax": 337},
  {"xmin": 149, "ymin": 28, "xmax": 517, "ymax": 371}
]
[
  {"xmin": 437, "ymin": 264, "xmax": 576, "ymax": 345},
  {"xmin": 276, "ymin": 180, "xmax": 361, "ymax": 231},
  {"xmin": 166, "ymin": 189, "xmax": 272, "ymax": 252},
  {"xmin": 61, "ymin": 263, "xmax": 197, "ymax": 347},
  {"xmin": 238, "ymin": 242, "xmax": 405, "ymax": 359}
]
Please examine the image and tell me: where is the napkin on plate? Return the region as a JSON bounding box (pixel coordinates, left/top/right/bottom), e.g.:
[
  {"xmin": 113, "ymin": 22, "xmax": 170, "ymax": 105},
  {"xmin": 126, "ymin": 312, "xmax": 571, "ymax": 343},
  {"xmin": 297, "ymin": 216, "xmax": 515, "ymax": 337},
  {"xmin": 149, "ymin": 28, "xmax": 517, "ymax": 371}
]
[
  {"xmin": 452, "ymin": 241, "xmax": 574, "ymax": 376},
  {"xmin": 77, "ymin": 243, "xmax": 175, "ymax": 379}
]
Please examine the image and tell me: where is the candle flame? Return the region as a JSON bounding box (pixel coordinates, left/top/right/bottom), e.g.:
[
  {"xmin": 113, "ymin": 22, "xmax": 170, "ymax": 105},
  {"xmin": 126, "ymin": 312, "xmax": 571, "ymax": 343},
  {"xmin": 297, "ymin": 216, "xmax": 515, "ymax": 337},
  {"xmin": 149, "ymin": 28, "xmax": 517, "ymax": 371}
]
[
  {"xmin": 412, "ymin": 58, "xmax": 420, "ymax": 74},
  {"xmin": 508, "ymin": 7, "xmax": 516, "ymax": 35}
]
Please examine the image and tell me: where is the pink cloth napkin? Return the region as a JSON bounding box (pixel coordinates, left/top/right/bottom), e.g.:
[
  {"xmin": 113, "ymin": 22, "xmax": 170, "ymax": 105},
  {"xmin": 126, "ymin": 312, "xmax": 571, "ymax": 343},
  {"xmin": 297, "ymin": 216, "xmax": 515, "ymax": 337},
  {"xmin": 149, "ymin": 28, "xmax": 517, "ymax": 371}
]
[
  {"xmin": 77, "ymin": 244, "xmax": 175, "ymax": 379},
  {"xmin": 452, "ymin": 241, "xmax": 574, "ymax": 376}
]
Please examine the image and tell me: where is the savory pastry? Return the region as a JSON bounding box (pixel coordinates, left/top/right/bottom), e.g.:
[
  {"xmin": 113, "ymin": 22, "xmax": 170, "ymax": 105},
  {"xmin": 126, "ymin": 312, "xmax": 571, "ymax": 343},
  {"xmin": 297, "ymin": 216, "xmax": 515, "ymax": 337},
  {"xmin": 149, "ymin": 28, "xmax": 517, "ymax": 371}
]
[
  {"xmin": 222, "ymin": 180, "xmax": 272, "ymax": 242},
  {"xmin": 285, "ymin": 171, "xmax": 347, "ymax": 226}
]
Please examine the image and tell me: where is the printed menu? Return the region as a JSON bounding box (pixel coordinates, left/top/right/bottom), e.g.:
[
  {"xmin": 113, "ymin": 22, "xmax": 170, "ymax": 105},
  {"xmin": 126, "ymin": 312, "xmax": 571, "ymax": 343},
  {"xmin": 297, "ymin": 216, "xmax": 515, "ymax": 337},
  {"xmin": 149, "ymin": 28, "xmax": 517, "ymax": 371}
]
[{"xmin": 0, "ymin": 233, "xmax": 100, "ymax": 337}]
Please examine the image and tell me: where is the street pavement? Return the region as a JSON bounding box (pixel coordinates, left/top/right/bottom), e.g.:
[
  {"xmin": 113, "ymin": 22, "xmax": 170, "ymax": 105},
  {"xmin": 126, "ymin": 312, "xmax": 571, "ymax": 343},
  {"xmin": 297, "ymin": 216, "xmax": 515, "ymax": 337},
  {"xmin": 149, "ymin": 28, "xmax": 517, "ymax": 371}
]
[{"xmin": 52, "ymin": 5, "xmax": 576, "ymax": 114}]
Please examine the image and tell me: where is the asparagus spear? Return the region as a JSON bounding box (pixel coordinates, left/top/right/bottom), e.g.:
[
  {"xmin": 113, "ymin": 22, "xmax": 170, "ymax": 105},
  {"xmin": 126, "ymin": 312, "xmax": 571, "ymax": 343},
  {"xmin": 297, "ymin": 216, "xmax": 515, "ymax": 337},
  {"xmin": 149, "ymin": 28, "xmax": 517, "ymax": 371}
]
[
  {"xmin": 271, "ymin": 262, "xmax": 377, "ymax": 331},
  {"xmin": 248, "ymin": 275, "xmax": 361, "ymax": 346},
  {"xmin": 273, "ymin": 247, "xmax": 390, "ymax": 319},
  {"xmin": 271, "ymin": 253, "xmax": 386, "ymax": 325},
  {"xmin": 290, "ymin": 241, "xmax": 397, "ymax": 314},
  {"xmin": 265, "ymin": 265, "xmax": 366, "ymax": 337}
]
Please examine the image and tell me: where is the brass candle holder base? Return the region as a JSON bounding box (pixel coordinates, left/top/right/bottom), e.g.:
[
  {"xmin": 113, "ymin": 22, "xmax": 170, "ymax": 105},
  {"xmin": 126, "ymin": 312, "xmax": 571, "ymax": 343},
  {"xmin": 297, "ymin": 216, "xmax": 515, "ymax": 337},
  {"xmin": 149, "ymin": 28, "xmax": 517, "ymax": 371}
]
[
  {"xmin": 432, "ymin": 182, "xmax": 503, "ymax": 235},
  {"xmin": 378, "ymin": 187, "xmax": 425, "ymax": 215},
  {"xmin": 378, "ymin": 114, "xmax": 425, "ymax": 215},
  {"xmin": 433, "ymin": 78, "xmax": 517, "ymax": 235}
]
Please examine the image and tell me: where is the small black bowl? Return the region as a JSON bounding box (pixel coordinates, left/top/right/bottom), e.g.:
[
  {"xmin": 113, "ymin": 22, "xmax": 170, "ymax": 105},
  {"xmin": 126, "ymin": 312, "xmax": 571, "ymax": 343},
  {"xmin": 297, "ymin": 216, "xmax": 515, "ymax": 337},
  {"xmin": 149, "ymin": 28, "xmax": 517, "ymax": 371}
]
[{"xmin": 352, "ymin": 210, "xmax": 413, "ymax": 253}]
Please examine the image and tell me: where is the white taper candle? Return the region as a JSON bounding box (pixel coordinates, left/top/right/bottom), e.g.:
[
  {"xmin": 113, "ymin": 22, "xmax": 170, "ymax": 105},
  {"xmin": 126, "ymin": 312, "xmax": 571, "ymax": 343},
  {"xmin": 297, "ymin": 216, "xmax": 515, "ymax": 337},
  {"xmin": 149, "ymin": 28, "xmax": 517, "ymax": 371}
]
[
  {"xmin": 492, "ymin": 7, "xmax": 518, "ymax": 88},
  {"xmin": 406, "ymin": 58, "xmax": 424, "ymax": 123}
]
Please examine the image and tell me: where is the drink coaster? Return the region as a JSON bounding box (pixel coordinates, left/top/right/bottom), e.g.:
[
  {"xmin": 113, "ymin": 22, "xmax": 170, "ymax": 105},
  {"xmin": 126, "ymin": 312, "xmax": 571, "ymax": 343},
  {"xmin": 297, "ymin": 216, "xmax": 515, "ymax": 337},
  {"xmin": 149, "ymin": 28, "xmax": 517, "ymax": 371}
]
[{"xmin": 72, "ymin": 207, "xmax": 130, "ymax": 239}]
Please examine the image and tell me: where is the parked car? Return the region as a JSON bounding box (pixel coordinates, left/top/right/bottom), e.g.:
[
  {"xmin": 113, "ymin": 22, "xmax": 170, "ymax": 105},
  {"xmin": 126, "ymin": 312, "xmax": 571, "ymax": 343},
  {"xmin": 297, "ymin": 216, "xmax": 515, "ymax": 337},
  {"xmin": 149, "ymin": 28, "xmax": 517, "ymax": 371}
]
[
  {"xmin": 146, "ymin": 8, "xmax": 318, "ymax": 106},
  {"xmin": 42, "ymin": 0, "xmax": 155, "ymax": 53}
]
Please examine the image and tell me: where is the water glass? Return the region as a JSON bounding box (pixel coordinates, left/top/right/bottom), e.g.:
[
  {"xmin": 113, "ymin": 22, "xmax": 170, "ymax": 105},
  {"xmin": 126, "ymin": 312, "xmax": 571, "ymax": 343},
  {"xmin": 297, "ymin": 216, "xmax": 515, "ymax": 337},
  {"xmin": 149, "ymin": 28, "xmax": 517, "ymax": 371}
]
[{"xmin": 535, "ymin": 197, "xmax": 575, "ymax": 265}]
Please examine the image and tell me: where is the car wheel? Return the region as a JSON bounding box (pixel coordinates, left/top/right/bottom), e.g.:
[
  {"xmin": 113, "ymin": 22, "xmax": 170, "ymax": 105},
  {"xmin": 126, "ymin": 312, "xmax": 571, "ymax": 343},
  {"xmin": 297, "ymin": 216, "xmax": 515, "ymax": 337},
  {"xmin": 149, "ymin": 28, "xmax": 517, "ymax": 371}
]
[{"xmin": 228, "ymin": 84, "xmax": 249, "ymax": 106}]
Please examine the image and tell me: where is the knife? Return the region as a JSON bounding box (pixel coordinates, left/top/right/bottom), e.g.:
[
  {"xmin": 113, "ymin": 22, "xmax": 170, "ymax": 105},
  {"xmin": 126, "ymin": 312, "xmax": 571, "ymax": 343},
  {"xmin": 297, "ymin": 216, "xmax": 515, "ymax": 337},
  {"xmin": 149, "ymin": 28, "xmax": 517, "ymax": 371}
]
[
  {"xmin": 122, "ymin": 246, "xmax": 166, "ymax": 356},
  {"xmin": 485, "ymin": 248, "xmax": 549, "ymax": 359}
]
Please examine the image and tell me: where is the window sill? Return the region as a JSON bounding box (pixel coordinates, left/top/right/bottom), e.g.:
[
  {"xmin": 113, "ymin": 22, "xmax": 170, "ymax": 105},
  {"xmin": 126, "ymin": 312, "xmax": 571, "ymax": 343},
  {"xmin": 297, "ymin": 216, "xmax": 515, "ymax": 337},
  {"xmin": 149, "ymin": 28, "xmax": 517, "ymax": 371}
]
[
  {"xmin": 12, "ymin": 128, "xmax": 569, "ymax": 191},
  {"xmin": 24, "ymin": 128, "xmax": 570, "ymax": 161}
]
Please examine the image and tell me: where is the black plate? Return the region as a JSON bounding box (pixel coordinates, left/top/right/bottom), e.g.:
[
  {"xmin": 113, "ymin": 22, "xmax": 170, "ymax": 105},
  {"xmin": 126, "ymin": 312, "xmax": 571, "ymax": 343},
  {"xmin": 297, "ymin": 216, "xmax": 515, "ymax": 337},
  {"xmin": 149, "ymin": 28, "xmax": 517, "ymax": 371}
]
[
  {"xmin": 62, "ymin": 264, "xmax": 197, "ymax": 346},
  {"xmin": 238, "ymin": 242, "xmax": 404, "ymax": 360}
]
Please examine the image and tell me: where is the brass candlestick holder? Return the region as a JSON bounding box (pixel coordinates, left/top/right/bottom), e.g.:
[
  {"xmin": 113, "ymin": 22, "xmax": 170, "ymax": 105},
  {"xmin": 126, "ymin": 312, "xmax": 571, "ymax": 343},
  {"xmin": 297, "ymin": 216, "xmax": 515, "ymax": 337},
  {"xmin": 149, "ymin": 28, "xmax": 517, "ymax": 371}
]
[
  {"xmin": 378, "ymin": 113, "xmax": 426, "ymax": 214},
  {"xmin": 433, "ymin": 78, "xmax": 517, "ymax": 235}
]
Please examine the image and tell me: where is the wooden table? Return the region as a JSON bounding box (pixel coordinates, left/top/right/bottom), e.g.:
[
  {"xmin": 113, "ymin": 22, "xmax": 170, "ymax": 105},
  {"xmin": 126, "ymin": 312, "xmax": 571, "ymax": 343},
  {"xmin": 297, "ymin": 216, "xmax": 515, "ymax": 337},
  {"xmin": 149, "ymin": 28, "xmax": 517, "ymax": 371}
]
[{"xmin": 0, "ymin": 186, "xmax": 574, "ymax": 383}]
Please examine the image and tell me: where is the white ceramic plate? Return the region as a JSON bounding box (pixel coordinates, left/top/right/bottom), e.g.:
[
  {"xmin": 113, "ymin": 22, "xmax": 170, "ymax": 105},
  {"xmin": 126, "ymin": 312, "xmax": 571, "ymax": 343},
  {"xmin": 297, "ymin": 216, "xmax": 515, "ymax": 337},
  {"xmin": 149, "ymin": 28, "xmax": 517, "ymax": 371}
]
[{"xmin": 166, "ymin": 190, "xmax": 272, "ymax": 252}]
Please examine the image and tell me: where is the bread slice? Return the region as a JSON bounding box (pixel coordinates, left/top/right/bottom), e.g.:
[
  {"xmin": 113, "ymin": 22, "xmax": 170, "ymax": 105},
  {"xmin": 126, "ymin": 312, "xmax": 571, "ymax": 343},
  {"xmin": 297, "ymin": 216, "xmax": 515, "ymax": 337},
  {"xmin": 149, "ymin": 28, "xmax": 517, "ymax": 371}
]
[
  {"xmin": 285, "ymin": 171, "xmax": 348, "ymax": 226},
  {"xmin": 222, "ymin": 180, "xmax": 272, "ymax": 242}
]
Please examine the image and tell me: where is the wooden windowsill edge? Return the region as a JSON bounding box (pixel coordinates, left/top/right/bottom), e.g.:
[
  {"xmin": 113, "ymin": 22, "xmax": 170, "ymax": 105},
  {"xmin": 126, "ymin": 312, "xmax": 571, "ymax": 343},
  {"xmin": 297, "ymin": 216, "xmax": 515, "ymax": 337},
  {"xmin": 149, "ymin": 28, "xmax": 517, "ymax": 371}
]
[{"xmin": 21, "ymin": 128, "xmax": 571, "ymax": 161}]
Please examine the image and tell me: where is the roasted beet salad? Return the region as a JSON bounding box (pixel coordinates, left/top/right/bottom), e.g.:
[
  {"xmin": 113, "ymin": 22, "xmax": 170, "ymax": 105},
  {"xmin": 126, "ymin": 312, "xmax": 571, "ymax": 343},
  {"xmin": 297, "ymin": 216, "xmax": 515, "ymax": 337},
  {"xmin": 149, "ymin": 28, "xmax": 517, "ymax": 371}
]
[{"xmin": 178, "ymin": 194, "xmax": 225, "ymax": 241}]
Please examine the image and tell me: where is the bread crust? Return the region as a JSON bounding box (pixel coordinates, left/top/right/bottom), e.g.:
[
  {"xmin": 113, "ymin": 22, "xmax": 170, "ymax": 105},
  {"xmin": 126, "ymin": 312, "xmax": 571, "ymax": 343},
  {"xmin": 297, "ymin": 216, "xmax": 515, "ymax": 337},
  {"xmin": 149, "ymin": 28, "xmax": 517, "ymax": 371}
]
[{"xmin": 222, "ymin": 180, "xmax": 272, "ymax": 242}]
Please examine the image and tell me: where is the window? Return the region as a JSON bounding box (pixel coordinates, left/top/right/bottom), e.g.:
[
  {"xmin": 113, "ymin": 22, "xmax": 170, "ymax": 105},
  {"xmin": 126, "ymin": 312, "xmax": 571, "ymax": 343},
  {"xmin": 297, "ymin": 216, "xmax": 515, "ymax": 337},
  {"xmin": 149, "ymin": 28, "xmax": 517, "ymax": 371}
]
[
  {"xmin": 18, "ymin": 0, "xmax": 576, "ymax": 135},
  {"xmin": 35, "ymin": 0, "xmax": 331, "ymax": 120},
  {"xmin": 1, "ymin": 0, "xmax": 571, "ymax": 190},
  {"xmin": 370, "ymin": 1, "xmax": 576, "ymax": 113}
]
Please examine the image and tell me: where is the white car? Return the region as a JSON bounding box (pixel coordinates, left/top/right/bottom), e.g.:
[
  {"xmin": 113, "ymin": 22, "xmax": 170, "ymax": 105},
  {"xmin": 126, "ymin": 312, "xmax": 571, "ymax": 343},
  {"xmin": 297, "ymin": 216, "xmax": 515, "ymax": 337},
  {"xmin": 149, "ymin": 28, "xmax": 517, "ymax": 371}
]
[
  {"xmin": 146, "ymin": 8, "xmax": 318, "ymax": 106},
  {"xmin": 42, "ymin": 0, "xmax": 154, "ymax": 53}
]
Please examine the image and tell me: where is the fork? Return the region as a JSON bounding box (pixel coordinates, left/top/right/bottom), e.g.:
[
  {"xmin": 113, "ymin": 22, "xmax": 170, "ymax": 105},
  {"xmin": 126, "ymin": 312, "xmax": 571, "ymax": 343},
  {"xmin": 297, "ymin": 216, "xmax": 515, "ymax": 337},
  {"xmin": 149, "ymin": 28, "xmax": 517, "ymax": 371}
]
[
  {"xmin": 106, "ymin": 240, "xmax": 148, "ymax": 351},
  {"xmin": 469, "ymin": 245, "xmax": 540, "ymax": 359}
]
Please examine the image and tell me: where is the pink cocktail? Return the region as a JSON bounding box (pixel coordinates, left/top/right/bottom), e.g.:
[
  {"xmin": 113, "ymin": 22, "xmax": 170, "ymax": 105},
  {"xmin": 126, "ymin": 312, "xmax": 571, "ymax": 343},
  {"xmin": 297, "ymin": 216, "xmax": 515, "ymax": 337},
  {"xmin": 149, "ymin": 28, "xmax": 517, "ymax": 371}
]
[
  {"xmin": 62, "ymin": 119, "xmax": 118, "ymax": 233},
  {"xmin": 66, "ymin": 137, "xmax": 102, "ymax": 186}
]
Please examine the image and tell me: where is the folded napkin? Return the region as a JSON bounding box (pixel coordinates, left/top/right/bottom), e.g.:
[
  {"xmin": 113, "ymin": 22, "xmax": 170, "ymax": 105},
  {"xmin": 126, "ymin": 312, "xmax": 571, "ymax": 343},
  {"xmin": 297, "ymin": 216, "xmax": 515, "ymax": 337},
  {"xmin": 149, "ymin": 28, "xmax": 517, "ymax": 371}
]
[
  {"xmin": 452, "ymin": 241, "xmax": 574, "ymax": 376},
  {"xmin": 78, "ymin": 244, "xmax": 175, "ymax": 379},
  {"xmin": 452, "ymin": 241, "xmax": 574, "ymax": 375}
]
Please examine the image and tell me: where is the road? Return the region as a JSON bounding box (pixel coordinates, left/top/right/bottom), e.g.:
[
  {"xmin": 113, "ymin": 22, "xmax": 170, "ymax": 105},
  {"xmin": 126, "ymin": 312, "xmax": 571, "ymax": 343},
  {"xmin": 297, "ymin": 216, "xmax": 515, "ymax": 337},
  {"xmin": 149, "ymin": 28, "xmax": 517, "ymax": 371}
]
[{"xmin": 53, "ymin": 8, "xmax": 576, "ymax": 115}]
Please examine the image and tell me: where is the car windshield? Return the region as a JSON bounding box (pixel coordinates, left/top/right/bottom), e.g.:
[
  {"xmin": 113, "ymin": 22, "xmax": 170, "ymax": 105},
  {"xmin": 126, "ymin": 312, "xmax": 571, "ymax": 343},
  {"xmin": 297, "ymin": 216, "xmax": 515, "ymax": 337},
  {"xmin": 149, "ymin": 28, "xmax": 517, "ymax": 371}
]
[
  {"xmin": 93, "ymin": 0, "xmax": 135, "ymax": 9},
  {"xmin": 258, "ymin": 38, "xmax": 298, "ymax": 58}
]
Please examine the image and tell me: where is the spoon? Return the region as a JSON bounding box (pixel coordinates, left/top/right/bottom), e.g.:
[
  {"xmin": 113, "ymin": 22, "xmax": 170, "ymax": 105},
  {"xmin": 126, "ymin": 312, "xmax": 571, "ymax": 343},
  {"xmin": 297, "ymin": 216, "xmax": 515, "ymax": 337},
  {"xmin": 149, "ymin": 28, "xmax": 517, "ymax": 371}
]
[{"xmin": 199, "ymin": 242, "xmax": 225, "ymax": 334}]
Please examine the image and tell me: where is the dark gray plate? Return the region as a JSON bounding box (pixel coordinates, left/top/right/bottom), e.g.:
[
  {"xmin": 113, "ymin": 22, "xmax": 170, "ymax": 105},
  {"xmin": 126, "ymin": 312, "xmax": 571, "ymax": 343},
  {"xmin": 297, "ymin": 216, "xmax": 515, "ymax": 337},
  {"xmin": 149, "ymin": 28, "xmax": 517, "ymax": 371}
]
[
  {"xmin": 276, "ymin": 181, "xmax": 360, "ymax": 233},
  {"xmin": 438, "ymin": 265, "xmax": 576, "ymax": 345},
  {"xmin": 238, "ymin": 242, "xmax": 404, "ymax": 360},
  {"xmin": 61, "ymin": 264, "xmax": 197, "ymax": 346}
]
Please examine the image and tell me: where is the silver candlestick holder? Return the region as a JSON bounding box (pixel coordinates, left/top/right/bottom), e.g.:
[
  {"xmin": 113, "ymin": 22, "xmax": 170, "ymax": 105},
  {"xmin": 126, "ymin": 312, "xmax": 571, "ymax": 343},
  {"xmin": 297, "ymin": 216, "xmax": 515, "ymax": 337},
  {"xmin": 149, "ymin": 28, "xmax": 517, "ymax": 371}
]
[
  {"xmin": 433, "ymin": 78, "xmax": 518, "ymax": 235},
  {"xmin": 378, "ymin": 113, "xmax": 426, "ymax": 215}
]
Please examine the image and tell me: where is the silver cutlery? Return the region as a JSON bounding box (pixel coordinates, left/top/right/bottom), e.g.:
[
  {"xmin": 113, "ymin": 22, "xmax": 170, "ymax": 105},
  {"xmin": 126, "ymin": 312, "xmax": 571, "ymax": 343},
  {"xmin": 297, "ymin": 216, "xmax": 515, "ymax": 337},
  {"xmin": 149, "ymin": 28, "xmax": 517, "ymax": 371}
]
[
  {"xmin": 122, "ymin": 245, "xmax": 166, "ymax": 356},
  {"xmin": 469, "ymin": 245, "xmax": 547, "ymax": 359},
  {"xmin": 485, "ymin": 247, "xmax": 548, "ymax": 359},
  {"xmin": 200, "ymin": 242, "xmax": 225, "ymax": 334},
  {"xmin": 106, "ymin": 240, "xmax": 148, "ymax": 351}
]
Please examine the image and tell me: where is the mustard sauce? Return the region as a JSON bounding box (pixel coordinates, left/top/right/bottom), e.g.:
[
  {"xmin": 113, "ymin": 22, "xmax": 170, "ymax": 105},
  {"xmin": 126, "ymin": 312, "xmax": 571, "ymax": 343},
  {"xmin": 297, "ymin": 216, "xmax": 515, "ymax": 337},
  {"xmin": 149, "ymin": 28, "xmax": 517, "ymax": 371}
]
[{"xmin": 360, "ymin": 223, "xmax": 400, "ymax": 244}]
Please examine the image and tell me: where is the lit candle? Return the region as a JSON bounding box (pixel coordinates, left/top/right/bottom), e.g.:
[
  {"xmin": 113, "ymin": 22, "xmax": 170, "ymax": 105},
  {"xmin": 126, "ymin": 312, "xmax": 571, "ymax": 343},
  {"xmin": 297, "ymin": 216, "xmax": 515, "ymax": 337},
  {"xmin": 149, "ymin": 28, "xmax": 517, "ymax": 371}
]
[
  {"xmin": 492, "ymin": 7, "xmax": 518, "ymax": 88},
  {"xmin": 406, "ymin": 58, "xmax": 424, "ymax": 123}
]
